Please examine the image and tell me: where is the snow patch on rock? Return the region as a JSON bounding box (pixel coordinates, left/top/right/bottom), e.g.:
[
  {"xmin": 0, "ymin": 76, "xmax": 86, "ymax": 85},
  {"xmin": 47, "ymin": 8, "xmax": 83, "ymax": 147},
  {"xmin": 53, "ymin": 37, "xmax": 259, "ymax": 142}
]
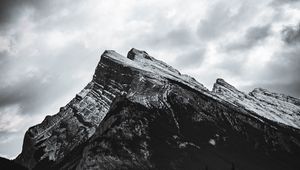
[{"xmin": 213, "ymin": 78, "xmax": 300, "ymax": 129}]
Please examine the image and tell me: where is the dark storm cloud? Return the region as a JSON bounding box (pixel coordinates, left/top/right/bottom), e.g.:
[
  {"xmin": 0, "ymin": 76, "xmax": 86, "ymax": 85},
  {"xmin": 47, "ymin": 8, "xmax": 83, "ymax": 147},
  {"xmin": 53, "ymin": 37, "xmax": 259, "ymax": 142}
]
[
  {"xmin": 281, "ymin": 23, "xmax": 300, "ymax": 45},
  {"xmin": 226, "ymin": 24, "xmax": 272, "ymax": 51},
  {"xmin": 0, "ymin": 74, "xmax": 47, "ymax": 111},
  {"xmin": 269, "ymin": 21, "xmax": 300, "ymax": 96},
  {"xmin": 0, "ymin": 53, "xmax": 42, "ymax": 114},
  {"xmin": 233, "ymin": 22, "xmax": 300, "ymax": 97},
  {"xmin": 0, "ymin": 0, "xmax": 42, "ymax": 30},
  {"xmin": 0, "ymin": 41, "xmax": 96, "ymax": 115},
  {"xmin": 0, "ymin": 0, "xmax": 300, "ymax": 159},
  {"xmin": 269, "ymin": 47, "xmax": 300, "ymax": 79},
  {"xmin": 0, "ymin": 36, "xmax": 96, "ymax": 157},
  {"xmin": 0, "ymin": 0, "xmax": 70, "ymax": 31}
]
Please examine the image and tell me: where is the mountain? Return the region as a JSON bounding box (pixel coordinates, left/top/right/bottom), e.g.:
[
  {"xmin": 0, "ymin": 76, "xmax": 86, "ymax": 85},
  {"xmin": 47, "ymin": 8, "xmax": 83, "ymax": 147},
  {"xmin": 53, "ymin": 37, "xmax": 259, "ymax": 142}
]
[{"xmin": 13, "ymin": 48, "xmax": 300, "ymax": 170}]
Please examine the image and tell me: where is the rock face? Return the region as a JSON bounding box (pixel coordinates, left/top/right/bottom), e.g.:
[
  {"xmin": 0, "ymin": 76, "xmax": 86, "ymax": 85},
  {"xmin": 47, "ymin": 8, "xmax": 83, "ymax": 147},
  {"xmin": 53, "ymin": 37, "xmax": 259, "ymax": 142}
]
[
  {"xmin": 213, "ymin": 78, "xmax": 300, "ymax": 128},
  {"xmin": 15, "ymin": 49, "xmax": 300, "ymax": 170}
]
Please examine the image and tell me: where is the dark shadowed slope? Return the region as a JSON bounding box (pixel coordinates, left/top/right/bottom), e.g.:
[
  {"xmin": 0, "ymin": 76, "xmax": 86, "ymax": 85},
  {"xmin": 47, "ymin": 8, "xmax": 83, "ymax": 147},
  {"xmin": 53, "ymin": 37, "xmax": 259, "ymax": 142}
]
[{"xmin": 0, "ymin": 157, "xmax": 27, "ymax": 170}]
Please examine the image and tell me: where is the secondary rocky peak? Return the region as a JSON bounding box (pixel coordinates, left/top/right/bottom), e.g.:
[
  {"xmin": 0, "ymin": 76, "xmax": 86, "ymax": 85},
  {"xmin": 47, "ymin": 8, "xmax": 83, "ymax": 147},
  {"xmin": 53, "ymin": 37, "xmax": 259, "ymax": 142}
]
[
  {"xmin": 213, "ymin": 78, "xmax": 239, "ymax": 91},
  {"xmin": 98, "ymin": 48, "xmax": 208, "ymax": 93},
  {"xmin": 212, "ymin": 79, "xmax": 300, "ymax": 129},
  {"xmin": 127, "ymin": 48, "xmax": 152, "ymax": 61},
  {"xmin": 215, "ymin": 78, "xmax": 227, "ymax": 84},
  {"xmin": 212, "ymin": 78, "xmax": 246, "ymax": 101},
  {"xmin": 251, "ymin": 87, "xmax": 269, "ymax": 94},
  {"xmin": 127, "ymin": 48, "xmax": 180, "ymax": 75}
]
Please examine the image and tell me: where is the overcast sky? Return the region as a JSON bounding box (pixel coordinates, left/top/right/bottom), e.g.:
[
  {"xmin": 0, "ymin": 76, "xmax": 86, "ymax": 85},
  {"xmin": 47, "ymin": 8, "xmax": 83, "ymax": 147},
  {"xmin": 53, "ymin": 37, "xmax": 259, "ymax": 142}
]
[{"xmin": 0, "ymin": 0, "xmax": 300, "ymax": 158}]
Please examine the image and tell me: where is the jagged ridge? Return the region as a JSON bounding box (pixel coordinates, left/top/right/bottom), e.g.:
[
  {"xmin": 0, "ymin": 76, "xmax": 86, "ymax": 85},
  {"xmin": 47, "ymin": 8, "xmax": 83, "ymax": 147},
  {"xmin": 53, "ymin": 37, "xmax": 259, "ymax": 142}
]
[
  {"xmin": 15, "ymin": 49, "xmax": 300, "ymax": 170},
  {"xmin": 213, "ymin": 78, "xmax": 300, "ymax": 128}
]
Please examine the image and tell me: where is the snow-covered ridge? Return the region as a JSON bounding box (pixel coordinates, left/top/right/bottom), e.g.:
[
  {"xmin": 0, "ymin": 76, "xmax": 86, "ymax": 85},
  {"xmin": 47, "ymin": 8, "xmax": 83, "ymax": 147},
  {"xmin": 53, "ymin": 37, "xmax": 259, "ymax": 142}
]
[
  {"xmin": 250, "ymin": 88, "xmax": 300, "ymax": 106},
  {"xmin": 213, "ymin": 78, "xmax": 300, "ymax": 129},
  {"xmin": 101, "ymin": 48, "xmax": 208, "ymax": 92}
]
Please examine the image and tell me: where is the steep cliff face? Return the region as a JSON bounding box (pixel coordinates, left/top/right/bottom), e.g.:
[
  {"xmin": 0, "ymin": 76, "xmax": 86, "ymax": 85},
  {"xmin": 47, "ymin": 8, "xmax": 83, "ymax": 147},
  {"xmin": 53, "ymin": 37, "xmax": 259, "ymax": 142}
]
[
  {"xmin": 15, "ymin": 49, "xmax": 300, "ymax": 170},
  {"xmin": 15, "ymin": 48, "xmax": 209, "ymax": 169},
  {"xmin": 15, "ymin": 50, "xmax": 133, "ymax": 169}
]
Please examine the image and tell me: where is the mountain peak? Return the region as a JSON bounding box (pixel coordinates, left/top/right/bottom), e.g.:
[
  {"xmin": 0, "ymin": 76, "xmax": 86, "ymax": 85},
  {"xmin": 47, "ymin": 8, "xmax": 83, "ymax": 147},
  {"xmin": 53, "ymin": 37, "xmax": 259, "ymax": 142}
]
[
  {"xmin": 97, "ymin": 49, "xmax": 208, "ymax": 93},
  {"xmin": 212, "ymin": 78, "xmax": 243, "ymax": 97},
  {"xmin": 214, "ymin": 78, "xmax": 236, "ymax": 90},
  {"xmin": 15, "ymin": 48, "xmax": 300, "ymax": 170},
  {"xmin": 251, "ymin": 87, "xmax": 270, "ymax": 95}
]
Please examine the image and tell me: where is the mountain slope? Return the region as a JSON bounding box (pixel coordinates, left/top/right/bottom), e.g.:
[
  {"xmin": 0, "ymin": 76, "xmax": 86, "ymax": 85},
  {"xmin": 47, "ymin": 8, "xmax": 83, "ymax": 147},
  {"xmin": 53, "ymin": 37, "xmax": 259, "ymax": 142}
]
[
  {"xmin": 213, "ymin": 78, "xmax": 300, "ymax": 128},
  {"xmin": 0, "ymin": 157, "xmax": 27, "ymax": 170},
  {"xmin": 15, "ymin": 48, "xmax": 300, "ymax": 170}
]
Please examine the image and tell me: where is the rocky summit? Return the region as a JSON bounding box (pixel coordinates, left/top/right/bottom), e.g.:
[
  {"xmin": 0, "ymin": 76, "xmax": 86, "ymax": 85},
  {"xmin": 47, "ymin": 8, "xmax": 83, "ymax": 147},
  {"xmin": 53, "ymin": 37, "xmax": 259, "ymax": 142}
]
[{"xmin": 12, "ymin": 48, "xmax": 300, "ymax": 170}]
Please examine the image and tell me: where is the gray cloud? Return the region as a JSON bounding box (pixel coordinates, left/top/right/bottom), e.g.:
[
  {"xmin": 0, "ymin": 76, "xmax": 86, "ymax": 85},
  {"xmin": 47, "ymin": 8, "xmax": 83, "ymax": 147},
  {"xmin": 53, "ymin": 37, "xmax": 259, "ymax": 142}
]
[
  {"xmin": 241, "ymin": 79, "xmax": 300, "ymax": 99},
  {"xmin": 1, "ymin": 42, "xmax": 96, "ymax": 114},
  {"xmin": 281, "ymin": 23, "xmax": 300, "ymax": 45},
  {"xmin": 219, "ymin": 58, "xmax": 246, "ymax": 74},
  {"xmin": 0, "ymin": 131, "xmax": 23, "ymax": 159},
  {"xmin": 197, "ymin": 2, "xmax": 231, "ymax": 40},
  {"xmin": 0, "ymin": 38, "xmax": 97, "ymax": 157},
  {"xmin": 0, "ymin": 0, "xmax": 74, "ymax": 31},
  {"xmin": 158, "ymin": 27, "xmax": 195, "ymax": 48},
  {"xmin": 269, "ymin": 46, "xmax": 300, "ymax": 79},
  {"xmin": 0, "ymin": 52, "xmax": 10, "ymax": 72},
  {"xmin": 226, "ymin": 24, "xmax": 272, "ymax": 51},
  {"xmin": 214, "ymin": 24, "xmax": 272, "ymax": 75},
  {"xmin": 271, "ymin": 0, "xmax": 300, "ymax": 6},
  {"xmin": 127, "ymin": 12, "xmax": 198, "ymax": 52},
  {"xmin": 0, "ymin": 0, "xmax": 47, "ymax": 31},
  {"xmin": 0, "ymin": 0, "xmax": 300, "ymax": 159},
  {"xmin": 197, "ymin": 1, "xmax": 255, "ymax": 41},
  {"xmin": 250, "ymin": 23, "xmax": 300, "ymax": 97},
  {"xmin": 0, "ymin": 74, "xmax": 46, "ymax": 112},
  {"xmin": 230, "ymin": 22, "xmax": 300, "ymax": 98},
  {"xmin": 173, "ymin": 47, "xmax": 206, "ymax": 69}
]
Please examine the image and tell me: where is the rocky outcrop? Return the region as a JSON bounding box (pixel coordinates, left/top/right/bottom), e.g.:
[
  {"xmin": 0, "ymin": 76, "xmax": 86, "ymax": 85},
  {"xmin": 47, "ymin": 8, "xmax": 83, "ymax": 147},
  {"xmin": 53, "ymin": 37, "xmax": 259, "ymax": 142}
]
[
  {"xmin": 15, "ymin": 49, "xmax": 300, "ymax": 170},
  {"xmin": 213, "ymin": 78, "xmax": 300, "ymax": 128}
]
